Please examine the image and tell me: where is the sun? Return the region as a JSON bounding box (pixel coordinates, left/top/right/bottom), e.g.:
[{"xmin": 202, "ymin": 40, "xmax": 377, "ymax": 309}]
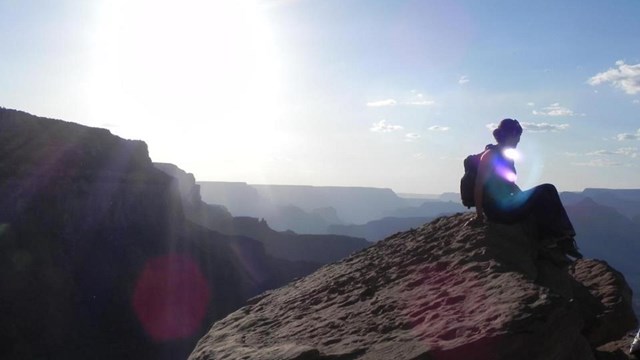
[{"xmin": 88, "ymin": 0, "xmax": 286, "ymax": 177}]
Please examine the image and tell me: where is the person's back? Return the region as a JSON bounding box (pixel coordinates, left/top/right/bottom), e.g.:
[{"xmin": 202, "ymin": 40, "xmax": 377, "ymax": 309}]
[
  {"xmin": 472, "ymin": 118, "xmax": 582, "ymax": 260},
  {"xmin": 480, "ymin": 144, "xmax": 520, "ymax": 210}
]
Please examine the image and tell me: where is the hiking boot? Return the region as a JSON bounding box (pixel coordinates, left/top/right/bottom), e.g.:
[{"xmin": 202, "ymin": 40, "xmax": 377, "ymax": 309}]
[{"xmin": 558, "ymin": 238, "xmax": 583, "ymax": 260}]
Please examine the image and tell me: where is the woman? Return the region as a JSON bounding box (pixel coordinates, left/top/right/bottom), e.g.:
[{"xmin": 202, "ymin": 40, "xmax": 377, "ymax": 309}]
[{"xmin": 474, "ymin": 118, "xmax": 582, "ymax": 259}]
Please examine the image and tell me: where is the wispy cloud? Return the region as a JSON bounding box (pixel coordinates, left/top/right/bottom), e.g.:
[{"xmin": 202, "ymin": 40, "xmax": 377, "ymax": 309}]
[
  {"xmin": 405, "ymin": 93, "xmax": 435, "ymax": 106},
  {"xmin": 368, "ymin": 92, "xmax": 436, "ymax": 107},
  {"xmin": 458, "ymin": 75, "xmax": 469, "ymax": 85},
  {"xmin": 573, "ymin": 159, "xmax": 625, "ymax": 167},
  {"xmin": 367, "ymin": 99, "xmax": 397, "ymax": 107},
  {"xmin": 532, "ymin": 103, "xmax": 576, "ymax": 117},
  {"xmin": 428, "ymin": 125, "xmax": 450, "ymax": 131},
  {"xmin": 587, "ymin": 147, "xmax": 638, "ymax": 158},
  {"xmin": 405, "ymin": 133, "xmax": 421, "ymax": 142},
  {"xmin": 563, "ymin": 152, "xmax": 580, "ymax": 157},
  {"xmin": 633, "ymin": 99, "xmax": 639, "ymax": 104},
  {"xmin": 588, "ymin": 60, "xmax": 640, "ymax": 95},
  {"xmin": 616, "ymin": 128, "xmax": 640, "ymax": 141},
  {"xmin": 370, "ymin": 120, "xmax": 403, "ymax": 133},
  {"xmin": 521, "ymin": 122, "xmax": 570, "ymax": 132},
  {"xmin": 527, "ymin": 102, "xmax": 535, "ymax": 107}
]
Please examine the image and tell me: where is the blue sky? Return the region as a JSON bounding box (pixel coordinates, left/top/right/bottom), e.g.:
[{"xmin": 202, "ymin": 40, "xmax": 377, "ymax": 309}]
[{"xmin": 1, "ymin": 0, "xmax": 639, "ymax": 194}]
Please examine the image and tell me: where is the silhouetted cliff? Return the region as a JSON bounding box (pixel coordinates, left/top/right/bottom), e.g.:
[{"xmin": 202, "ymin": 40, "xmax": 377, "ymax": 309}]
[
  {"xmin": 0, "ymin": 108, "xmax": 316, "ymax": 359},
  {"xmin": 190, "ymin": 213, "xmax": 638, "ymax": 359}
]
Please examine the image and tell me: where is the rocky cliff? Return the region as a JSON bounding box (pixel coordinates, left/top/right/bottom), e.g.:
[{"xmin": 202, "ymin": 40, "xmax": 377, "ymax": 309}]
[
  {"xmin": 190, "ymin": 213, "xmax": 638, "ymax": 360},
  {"xmin": 155, "ymin": 163, "xmax": 371, "ymax": 264},
  {"xmin": 0, "ymin": 108, "xmax": 316, "ymax": 359}
]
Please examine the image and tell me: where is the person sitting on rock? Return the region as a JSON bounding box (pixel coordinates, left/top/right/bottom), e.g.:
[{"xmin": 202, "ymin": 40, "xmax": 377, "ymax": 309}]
[{"xmin": 473, "ymin": 118, "xmax": 582, "ymax": 260}]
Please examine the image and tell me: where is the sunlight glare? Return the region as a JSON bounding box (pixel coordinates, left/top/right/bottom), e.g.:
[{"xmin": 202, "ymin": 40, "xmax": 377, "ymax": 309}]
[
  {"xmin": 88, "ymin": 0, "xmax": 286, "ymax": 175},
  {"xmin": 502, "ymin": 148, "xmax": 520, "ymax": 161}
]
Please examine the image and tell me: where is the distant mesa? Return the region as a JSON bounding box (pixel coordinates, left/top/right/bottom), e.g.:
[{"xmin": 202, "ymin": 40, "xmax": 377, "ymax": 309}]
[
  {"xmin": 198, "ymin": 182, "xmax": 409, "ymax": 225},
  {"xmin": 562, "ymin": 189, "xmax": 640, "ymax": 219},
  {"xmin": 197, "ymin": 181, "xmax": 466, "ymax": 234},
  {"xmin": 159, "ymin": 165, "xmax": 371, "ymax": 264}
]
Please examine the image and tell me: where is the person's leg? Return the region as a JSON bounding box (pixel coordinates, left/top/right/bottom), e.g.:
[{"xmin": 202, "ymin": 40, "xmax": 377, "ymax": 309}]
[
  {"xmin": 509, "ymin": 184, "xmax": 575, "ymax": 238},
  {"xmin": 510, "ymin": 184, "xmax": 582, "ymax": 259}
]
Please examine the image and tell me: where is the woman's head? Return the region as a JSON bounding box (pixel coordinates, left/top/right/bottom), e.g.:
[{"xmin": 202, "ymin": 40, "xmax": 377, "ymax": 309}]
[{"xmin": 493, "ymin": 118, "xmax": 523, "ymax": 146}]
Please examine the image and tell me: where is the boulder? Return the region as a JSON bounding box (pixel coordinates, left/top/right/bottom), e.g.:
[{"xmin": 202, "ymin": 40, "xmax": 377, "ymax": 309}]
[{"xmin": 190, "ymin": 213, "xmax": 638, "ymax": 360}]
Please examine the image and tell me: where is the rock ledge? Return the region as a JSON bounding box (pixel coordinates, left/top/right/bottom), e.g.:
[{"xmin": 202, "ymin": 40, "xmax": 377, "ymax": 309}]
[{"xmin": 190, "ymin": 213, "xmax": 637, "ymax": 360}]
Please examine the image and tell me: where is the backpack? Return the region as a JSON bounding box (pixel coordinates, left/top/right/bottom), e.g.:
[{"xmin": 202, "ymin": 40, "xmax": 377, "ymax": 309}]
[
  {"xmin": 460, "ymin": 153, "xmax": 482, "ymax": 208},
  {"xmin": 460, "ymin": 145, "xmax": 491, "ymax": 208}
]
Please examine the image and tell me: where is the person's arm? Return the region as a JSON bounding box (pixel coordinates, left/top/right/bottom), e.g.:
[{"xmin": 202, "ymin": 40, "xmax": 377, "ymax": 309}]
[{"xmin": 474, "ymin": 150, "xmax": 491, "ymax": 222}]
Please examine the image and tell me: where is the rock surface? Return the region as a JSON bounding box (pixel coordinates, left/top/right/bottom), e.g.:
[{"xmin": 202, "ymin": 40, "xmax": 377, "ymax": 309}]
[{"xmin": 190, "ymin": 213, "xmax": 638, "ymax": 360}]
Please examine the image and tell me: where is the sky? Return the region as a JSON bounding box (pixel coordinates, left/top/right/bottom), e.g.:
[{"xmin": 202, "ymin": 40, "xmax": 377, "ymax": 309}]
[{"xmin": 1, "ymin": 0, "xmax": 639, "ymax": 194}]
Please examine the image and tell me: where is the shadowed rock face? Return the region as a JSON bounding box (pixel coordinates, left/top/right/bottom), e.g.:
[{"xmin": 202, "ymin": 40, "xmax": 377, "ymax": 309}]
[
  {"xmin": 0, "ymin": 108, "xmax": 318, "ymax": 359},
  {"xmin": 190, "ymin": 213, "xmax": 638, "ymax": 360}
]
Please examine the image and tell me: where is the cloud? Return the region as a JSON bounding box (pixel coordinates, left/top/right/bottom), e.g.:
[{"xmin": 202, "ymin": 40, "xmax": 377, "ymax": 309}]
[
  {"xmin": 527, "ymin": 102, "xmax": 535, "ymax": 107},
  {"xmin": 588, "ymin": 60, "xmax": 640, "ymax": 95},
  {"xmin": 428, "ymin": 125, "xmax": 450, "ymax": 131},
  {"xmin": 521, "ymin": 122, "xmax": 570, "ymax": 132},
  {"xmin": 405, "ymin": 133, "xmax": 421, "ymax": 142},
  {"xmin": 458, "ymin": 75, "xmax": 469, "ymax": 84},
  {"xmin": 616, "ymin": 129, "xmax": 640, "ymax": 141},
  {"xmin": 572, "ymin": 159, "xmax": 625, "ymax": 167},
  {"xmin": 369, "ymin": 92, "xmax": 436, "ymax": 107},
  {"xmin": 633, "ymin": 99, "xmax": 639, "ymax": 104},
  {"xmin": 367, "ymin": 99, "xmax": 397, "ymax": 107},
  {"xmin": 532, "ymin": 103, "xmax": 576, "ymax": 117},
  {"xmin": 370, "ymin": 120, "xmax": 403, "ymax": 133},
  {"xmin": 586, "ymin": 150, "xmax": 616, "ymax": 156},
  {"xmin": 616, "ymin": 147, "xmax": 638, "ymax": 157},
  {"xmin": 405, "ymin": 93, "xmax": 435, "ymax": 106},
  {"xmin": 587, "ymin": 147, "xmax": 638, "ymax": 158}
]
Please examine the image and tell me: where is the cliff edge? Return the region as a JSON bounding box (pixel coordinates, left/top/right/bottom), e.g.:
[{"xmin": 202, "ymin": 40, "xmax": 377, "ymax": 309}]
[
  {"xmin": 0, "ymin": 108, "xmax": 317, "ymax": 359},
  {"xmin": 190, "ymin": 213, "xmax": 638, "ymax": 360}
]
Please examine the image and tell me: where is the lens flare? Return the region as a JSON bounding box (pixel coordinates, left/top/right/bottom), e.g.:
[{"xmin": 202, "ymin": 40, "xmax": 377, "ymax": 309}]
[
  {"xmin": 502, "ymin": 148, "xmax": 520, "ymax": 161},
  {"xmin": 505, "ymin": 172, "xmax": 517, "ymax": 182},
  {"xmin": 495, "ymin": 163, "xmax": 517, "ymax": 183},
  {"xmin": 132, "ymin": 253, "xmax": 211, "ymax": 342}
]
